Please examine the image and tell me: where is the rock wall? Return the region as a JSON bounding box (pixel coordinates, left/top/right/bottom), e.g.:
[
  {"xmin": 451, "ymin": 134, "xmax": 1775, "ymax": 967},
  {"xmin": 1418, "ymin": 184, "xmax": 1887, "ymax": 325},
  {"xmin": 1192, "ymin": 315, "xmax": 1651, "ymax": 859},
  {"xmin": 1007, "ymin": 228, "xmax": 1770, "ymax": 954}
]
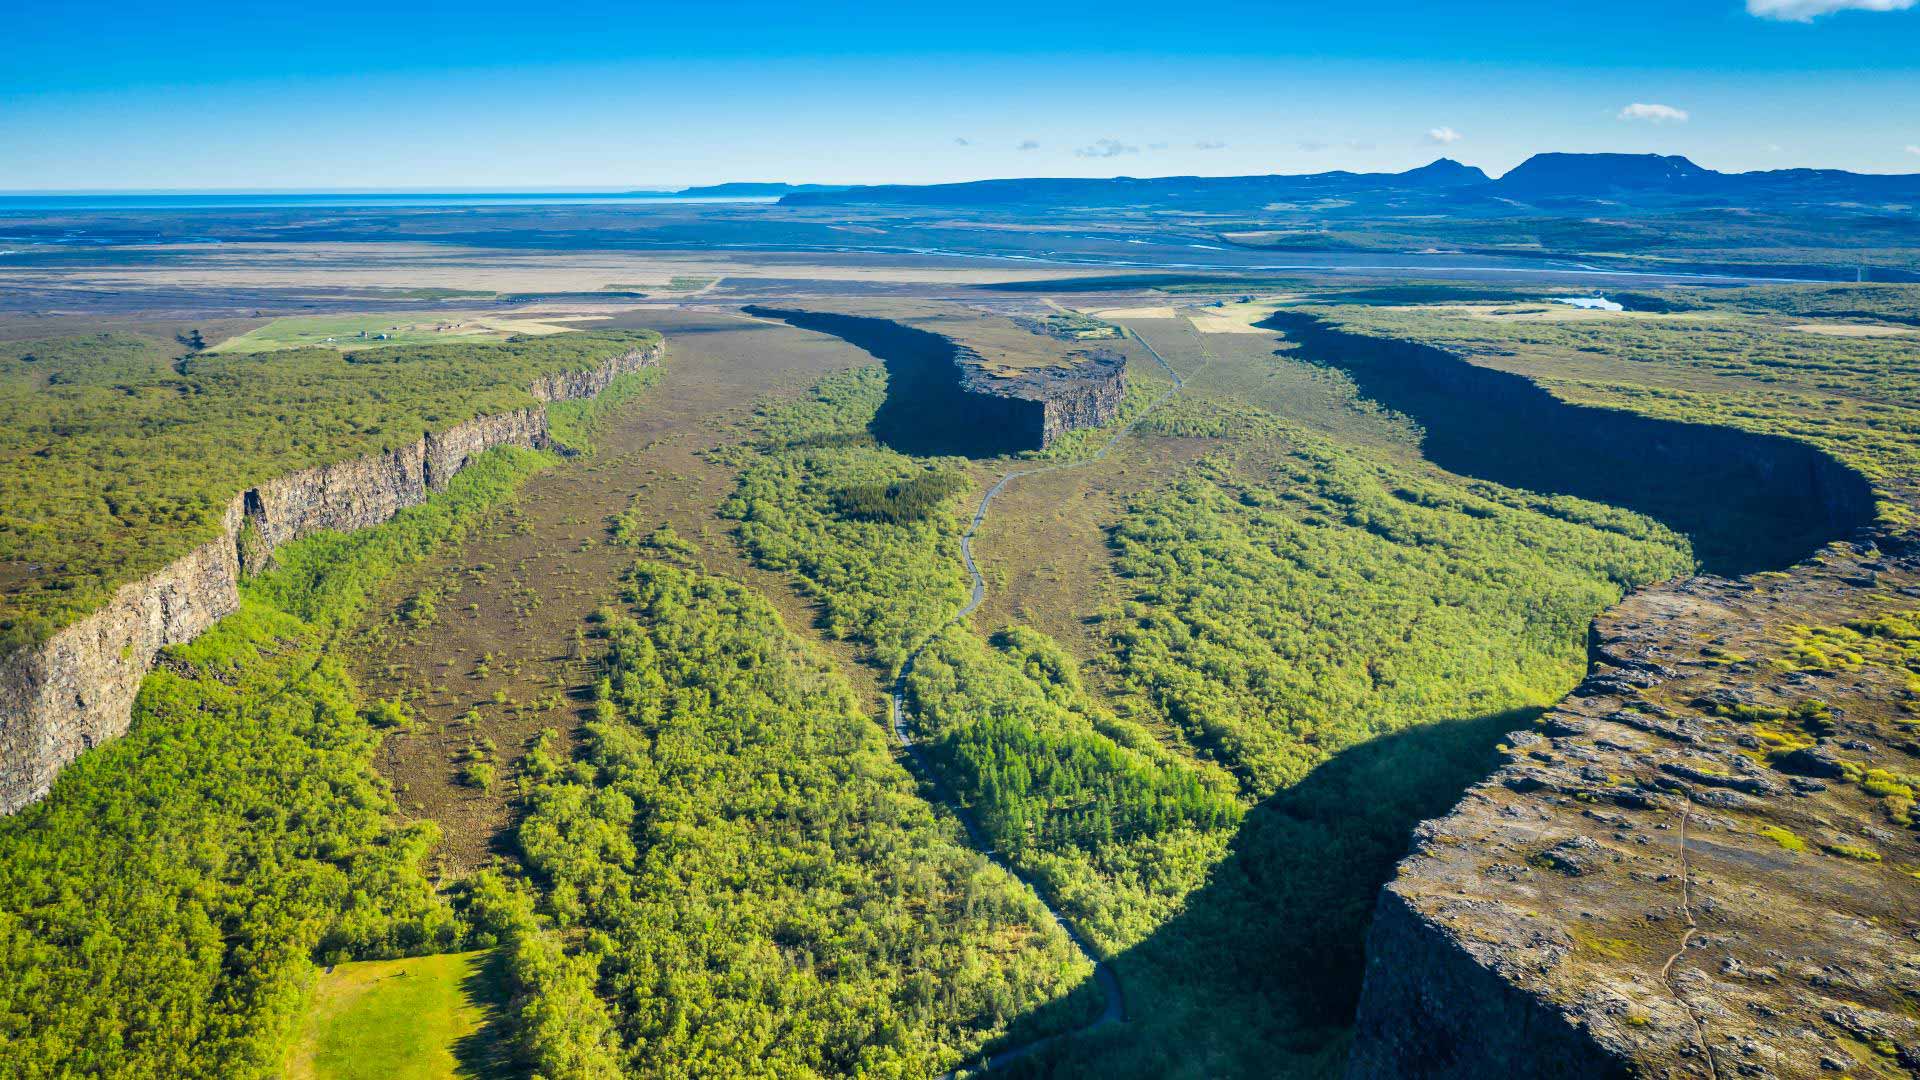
[
  {"xmin": 953, "ymin": 347, "xmax": 1129, "ymax": 449},
  {"xmin": 745, "ymin": 306, "xmax": 1128, "ymax": 455},
  {"xmin": 0, "ymin": 344, "xmax": 659, "ymax": 815},
  {"xmin": 1347, "ymin": 889, "xmax": 1632, "ymax": 1079},
  {"xmin": 1346, "ymin": 535, "xmax": 1920, "ymax": 1079},
  {"xmin": 1263, "ymin": 312, "xmax": 1877, "ymax": 576}
]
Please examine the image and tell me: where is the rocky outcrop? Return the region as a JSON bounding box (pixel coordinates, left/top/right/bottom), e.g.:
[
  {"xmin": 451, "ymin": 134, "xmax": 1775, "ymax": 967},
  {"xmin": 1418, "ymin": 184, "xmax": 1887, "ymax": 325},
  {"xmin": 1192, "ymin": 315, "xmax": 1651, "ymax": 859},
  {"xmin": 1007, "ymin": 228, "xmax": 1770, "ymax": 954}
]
[
  {"xmin": 0, "ymin": 344, "xmax": 659, "ymax": 815},
  {"xmin": 236, "ymin": 408, "xmax": 550, "ymax": 563},
  {"xmin": 1350, "ymin": 889, "xmax": 1631, "ymax": 1079},
  {"xmin": 957, "ymin": 347, "xmax": 1129, "ymax": 449},
  {"xmin": 1347, "ymin": 537, "xmax": 1920, "ymax": 1079},
  {"xmin": 745, "ymin": 306, "xmax": 1128, "ymax": 456},
  {"xmin": 528, "ymin": 345, "xmax": 660, "ymax": 403}
]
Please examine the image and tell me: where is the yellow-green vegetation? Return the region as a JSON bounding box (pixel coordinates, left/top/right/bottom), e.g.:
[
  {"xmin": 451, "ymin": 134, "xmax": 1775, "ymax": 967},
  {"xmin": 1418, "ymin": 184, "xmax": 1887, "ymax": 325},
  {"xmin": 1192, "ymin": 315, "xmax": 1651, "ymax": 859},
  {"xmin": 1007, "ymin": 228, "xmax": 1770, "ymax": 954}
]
[
  {"xmin": 206, "ymin": 312, "xmax": 584, "ymax": 353},
  {"xmin": 1310, "ymin": 293, "xmax": 1920, "ymax": 525},
  {"xmin": 1821, "ymin": 841, "xmax": 1884, "ymax": 862},
  {"xmin": 0, "ymin": 328, "xmax": 657, "ymax": 653},
  {"xmin": 1759, "ymin": 825, "xmax": 1808, "ymax": 852},
  {"xmin": 1569, "ymin": 930, "xmax": 1639, "ymax": 960},
  {"xmin": 0, "ymin": 446, "xmax": 555, "ymax": 1078},
  {"xmin": 510, "ymin": 561, "xmax": 1092, "ymax": 1076},
  {"xmin": 286, "ymin": 950, "xmax": 508, "ymax": 1080},
  {"xmin": 1786, "ymin": 608, "xmax": 1920, "ymax": 691},
  {"xmin": 720, "ymin": 367, "xmax": 1241, "ymax": 952},
  {"xmin": 717, "ymin": 366, "xmax": 971, "ymax": 667},
  {"xmin": 1102, "ymin": 437, "xmax": 1690, "ymax": 796},
  {"xmin": 717, "ymin": 361, "xmax": 1688, "ymax": 1074},
  {"xmin": 602, "ymin": 276, "xmax": 715, "ymax": 293}
]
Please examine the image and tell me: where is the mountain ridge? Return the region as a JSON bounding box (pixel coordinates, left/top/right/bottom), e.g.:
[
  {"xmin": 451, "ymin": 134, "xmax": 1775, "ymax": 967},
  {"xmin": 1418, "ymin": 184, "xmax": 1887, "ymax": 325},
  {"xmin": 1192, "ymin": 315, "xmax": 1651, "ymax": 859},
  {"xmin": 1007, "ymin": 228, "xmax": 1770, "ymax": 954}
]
[{"xmin": 778, "ymin": 153, "xmax": 1920, "ymax": 210}]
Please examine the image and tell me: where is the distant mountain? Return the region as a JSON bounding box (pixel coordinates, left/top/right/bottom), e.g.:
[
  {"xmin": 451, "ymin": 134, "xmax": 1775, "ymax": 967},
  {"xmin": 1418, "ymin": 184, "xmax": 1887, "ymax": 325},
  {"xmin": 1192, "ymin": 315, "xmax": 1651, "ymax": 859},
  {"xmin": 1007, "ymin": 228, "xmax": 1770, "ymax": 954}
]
[
  {"xmin": 670, "ymin": 182, "xmax": 850, "ymax": 198},
  {"xmin": 1493, "ymin": 153, "xmax": 1711, "ymax": 196},
  {"xmin": 1397, "ymin": 158, "xmax": 1493, "ymax": 189},
  {"xmin": 777, "ymin": 154, "xmax": 1920, "ymax": 213},
  {"xmin": 780, "ymin": 160, "xmax": 1492, "ymax": 209}
]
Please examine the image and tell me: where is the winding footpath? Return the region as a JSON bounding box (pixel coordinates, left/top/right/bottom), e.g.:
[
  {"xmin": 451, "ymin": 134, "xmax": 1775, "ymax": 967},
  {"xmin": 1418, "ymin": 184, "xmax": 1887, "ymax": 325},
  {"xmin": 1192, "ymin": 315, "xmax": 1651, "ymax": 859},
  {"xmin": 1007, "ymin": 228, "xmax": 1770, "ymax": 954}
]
[{"xmin": 887, "ymin": 325, "xmax": 1198, "ymax": 1074}]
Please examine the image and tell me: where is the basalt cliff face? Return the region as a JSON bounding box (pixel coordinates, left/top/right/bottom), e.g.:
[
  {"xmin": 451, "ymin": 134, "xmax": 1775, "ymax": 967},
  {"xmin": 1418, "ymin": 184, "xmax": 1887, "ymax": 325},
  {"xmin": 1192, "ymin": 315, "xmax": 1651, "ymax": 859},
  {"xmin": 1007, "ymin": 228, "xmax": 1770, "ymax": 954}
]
[
  {"xmin": 1291, "ymin": 312, "xmax": 1920, "ymax": 1077},
  {"xmin": 744, "ymin": 306, "xmax": 1128, "ymax": 456},
  {"xmin": 1348, "ymin": 532, "xmax": 1920, "ymax": 1079},
  {"xmin": 0, "ymin": 344, "xmax": 659, "ymax": 815},
  {"xmin": 956, "ymin": 346, "xmax": 1129, "ymax": 450},
  {"xmin": 1264, "ymin": 312, "xmax": 1876, "ymax": 576}
]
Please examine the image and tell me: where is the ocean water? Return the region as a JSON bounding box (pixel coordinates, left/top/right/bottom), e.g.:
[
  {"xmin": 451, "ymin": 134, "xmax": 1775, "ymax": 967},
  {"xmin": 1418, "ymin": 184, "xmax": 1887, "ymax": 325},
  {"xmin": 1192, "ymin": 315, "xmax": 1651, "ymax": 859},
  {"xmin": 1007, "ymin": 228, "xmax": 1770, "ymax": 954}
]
[{"xmin": 0, "ymin": 192, "xmax": 777, "ymax": 211}]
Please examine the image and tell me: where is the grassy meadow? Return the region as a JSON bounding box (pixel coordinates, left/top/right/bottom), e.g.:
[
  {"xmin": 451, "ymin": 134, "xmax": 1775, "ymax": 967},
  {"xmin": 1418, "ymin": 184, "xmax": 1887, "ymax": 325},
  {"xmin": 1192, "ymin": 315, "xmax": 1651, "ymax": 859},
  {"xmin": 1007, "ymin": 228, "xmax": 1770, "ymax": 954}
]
[{"xmin": 286, "ymin": 951, "xmax": 510, "ymax": 1080}]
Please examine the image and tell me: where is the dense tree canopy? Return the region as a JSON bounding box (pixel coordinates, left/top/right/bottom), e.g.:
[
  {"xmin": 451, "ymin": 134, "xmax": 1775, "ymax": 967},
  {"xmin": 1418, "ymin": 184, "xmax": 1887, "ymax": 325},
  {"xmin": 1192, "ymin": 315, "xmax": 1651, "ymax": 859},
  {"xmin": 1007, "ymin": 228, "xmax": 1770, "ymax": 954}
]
[
  {"xmin": 512, "ymin": 561, "xmax": 1091, "ymax": 1077},
  {"xmin": 0, "ymin": 329, "xmax": 658, "ymax": 653}
]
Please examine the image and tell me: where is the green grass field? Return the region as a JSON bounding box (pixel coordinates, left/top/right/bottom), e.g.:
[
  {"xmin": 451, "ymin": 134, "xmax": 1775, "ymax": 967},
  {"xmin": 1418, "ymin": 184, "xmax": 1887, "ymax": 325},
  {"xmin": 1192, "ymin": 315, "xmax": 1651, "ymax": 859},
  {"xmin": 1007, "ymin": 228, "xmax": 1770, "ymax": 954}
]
[
  {"xmin": 286, "ymin": 951, "xmax": 511, "ymax": 1080},
  {"xmin": 601, "ymin": 275, "xmax": 718, "ymax": 293},
  {"xmin": 208, "ymin": 312, "xmax": 587, "ymax": 353}
]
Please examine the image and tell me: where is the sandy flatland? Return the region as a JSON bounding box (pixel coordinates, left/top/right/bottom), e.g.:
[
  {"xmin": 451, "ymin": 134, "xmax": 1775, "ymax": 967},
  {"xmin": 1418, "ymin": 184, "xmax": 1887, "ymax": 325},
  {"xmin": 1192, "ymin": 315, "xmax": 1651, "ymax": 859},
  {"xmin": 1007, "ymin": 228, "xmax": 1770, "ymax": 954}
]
[{"xmin": 0, "ymin": 242, "xmax": 1119, "ymax": 295}]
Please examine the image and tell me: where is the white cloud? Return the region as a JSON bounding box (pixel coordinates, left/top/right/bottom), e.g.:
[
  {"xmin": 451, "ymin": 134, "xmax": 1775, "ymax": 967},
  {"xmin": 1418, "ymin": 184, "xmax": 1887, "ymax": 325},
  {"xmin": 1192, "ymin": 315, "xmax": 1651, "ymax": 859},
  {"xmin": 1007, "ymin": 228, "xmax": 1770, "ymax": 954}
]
[
  {"xmin": 1907, "ymin": 145, "xmax": 1920, "ymax": 156},
  {"xmin": 1074, "ymin": 138, "xmax": 1139, "ymax": 159},
  {"xmin": 1618, "ymin": 103, "xmax": 1690, "ymax": 123},
  {"xmin": 953, "ymin": 137, "xmax": 971, "ymax": 147},
  {"xmin": 1748, "ymin": 0, "xmax": 1914, "ymax": 21},
  {"xmin": 1017, "ymin": 139, "xmax": 1040, "ymax": 151},
  {"xmin": 1193, "ymin": 139, "xmax": 1227, "ymax": 150},
  {"xmin": 1426, "ymin": 126, "xmax": 1463, "ymax": 145}
]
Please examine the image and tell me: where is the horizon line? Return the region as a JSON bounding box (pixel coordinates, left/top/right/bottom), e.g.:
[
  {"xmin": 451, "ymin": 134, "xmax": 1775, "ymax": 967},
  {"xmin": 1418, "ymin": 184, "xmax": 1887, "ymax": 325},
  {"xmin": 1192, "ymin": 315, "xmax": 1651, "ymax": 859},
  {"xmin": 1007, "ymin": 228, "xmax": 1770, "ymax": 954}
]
[{"xmin": 5, "ymin": 152, "xmax": 1920, "ymax": 196}]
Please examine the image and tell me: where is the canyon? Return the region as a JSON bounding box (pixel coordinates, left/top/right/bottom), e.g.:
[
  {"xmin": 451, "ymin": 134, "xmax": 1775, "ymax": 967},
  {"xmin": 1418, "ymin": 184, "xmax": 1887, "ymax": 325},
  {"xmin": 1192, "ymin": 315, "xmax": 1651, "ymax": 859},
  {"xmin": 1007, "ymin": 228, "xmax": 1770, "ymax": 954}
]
[
  {"xmin": 1279, "ymin": 313, "xmax": 1916, "ymax": 1078},
  {"xmin": 0, "ymin": 343, "xmax": 660, "ymax": 815},
  {"xmin": 743, "ymin": 305, "xmax": 1130, "ymax": 456}
]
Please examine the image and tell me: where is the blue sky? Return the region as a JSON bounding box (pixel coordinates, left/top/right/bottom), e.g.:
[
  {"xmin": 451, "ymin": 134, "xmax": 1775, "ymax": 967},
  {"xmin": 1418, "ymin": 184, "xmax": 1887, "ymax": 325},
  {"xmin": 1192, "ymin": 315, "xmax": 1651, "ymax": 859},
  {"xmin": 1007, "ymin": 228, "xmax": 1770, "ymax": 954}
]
[{"xmin": 4, "ymin": 0, "xmax": 1918, "ymax": 189}]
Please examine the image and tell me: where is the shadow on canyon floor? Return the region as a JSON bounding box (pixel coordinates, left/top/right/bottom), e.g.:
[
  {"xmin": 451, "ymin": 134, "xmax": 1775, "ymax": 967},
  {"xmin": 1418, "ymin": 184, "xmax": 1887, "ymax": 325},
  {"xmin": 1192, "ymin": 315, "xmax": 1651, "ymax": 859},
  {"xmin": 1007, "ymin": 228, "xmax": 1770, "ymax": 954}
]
[
  {"xmin": 1261, "ymin": 311, "xmax": 1875, "ymax": 577},
  {"xmin": 744, "ymin": 306, "xmax": 1042, "ymax": 458},
  {"xmin": 981, "ymin": 708, "xmax": 1527, "ymax": 1080}
]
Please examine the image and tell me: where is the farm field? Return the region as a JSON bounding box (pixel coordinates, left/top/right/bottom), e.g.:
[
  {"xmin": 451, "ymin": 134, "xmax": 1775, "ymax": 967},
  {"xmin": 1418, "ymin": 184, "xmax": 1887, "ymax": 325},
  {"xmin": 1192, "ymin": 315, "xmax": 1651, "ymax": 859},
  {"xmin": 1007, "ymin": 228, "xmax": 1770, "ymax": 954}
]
[{"xmin": 206, "ymin": 312, "xmax": 599, "ymax": 352}]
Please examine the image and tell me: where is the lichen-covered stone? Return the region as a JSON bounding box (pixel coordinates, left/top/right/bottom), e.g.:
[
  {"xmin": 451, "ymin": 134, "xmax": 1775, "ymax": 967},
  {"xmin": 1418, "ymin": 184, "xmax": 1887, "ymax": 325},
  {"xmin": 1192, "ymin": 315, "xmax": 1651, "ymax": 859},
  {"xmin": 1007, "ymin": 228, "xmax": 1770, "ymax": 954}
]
[{"xmin": 1347, "ymin": 539, "xmax": 1920, "ymax": 1080}]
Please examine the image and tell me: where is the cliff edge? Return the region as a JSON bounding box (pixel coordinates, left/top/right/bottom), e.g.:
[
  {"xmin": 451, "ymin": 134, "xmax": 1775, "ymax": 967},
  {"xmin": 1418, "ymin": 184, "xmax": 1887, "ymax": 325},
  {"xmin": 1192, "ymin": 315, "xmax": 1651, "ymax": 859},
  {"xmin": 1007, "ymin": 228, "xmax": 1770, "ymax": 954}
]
[
  {"xmin": 0, "ymin": 343, "xmax": 661, "ymax": 815},
  {"xmin": 745, "ymin": 303, "xmax": 1129, "ymax": 455},
  {"xmin": 1349, "ymin": 534, "xmax": 1920, "ymax": 1079}
]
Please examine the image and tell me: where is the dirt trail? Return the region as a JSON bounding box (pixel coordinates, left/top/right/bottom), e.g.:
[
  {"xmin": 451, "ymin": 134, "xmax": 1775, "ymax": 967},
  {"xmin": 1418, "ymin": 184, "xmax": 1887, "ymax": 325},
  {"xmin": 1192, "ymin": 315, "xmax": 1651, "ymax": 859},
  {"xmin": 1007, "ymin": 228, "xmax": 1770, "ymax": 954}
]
[
  {"xmin": 353, "ymin": 308, "xmax": 874, "ymax": 871},
  {"xmin": 888, "ymin": 326, "xmax": 1199, "ymax": 1073}
]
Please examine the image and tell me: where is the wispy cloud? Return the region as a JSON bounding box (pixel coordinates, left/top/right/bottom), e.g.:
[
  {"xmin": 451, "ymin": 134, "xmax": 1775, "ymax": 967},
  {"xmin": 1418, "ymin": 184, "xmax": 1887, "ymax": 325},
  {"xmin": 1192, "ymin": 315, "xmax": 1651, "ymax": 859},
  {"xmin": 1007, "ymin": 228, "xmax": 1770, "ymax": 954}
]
[
  {"xmin": 953, "ymin": 137, "xmax": 971, "ymax": 147},
  {"xmin": 1193, "ymin": 139, "xmax": 1227, "ymax": 150},
  {"xmin": 1907, "ymin": 145, "xmax": 1920, "ymax": 155},
  {"xmin": 1298, "ymin": 139, "xmax": 1374, "ymax": 153},
  {"xmin": 1747, "ymin": 0, "xmax": 1914, "ymax": 20},
  {"xmin": 1075, "ymin": 138, "xmax": 1139, "ymax": 159},
  {"xmin": 1618, "ymin": 102, "xmax": 1690, "ymax": 123},
  {"xmin": 1426, "ymin": 126, "xmax": 1463, "ymax": 145},
  {"xmin": 1017, "ymin": 139, "xmax": 1040, "ymax": 151}
]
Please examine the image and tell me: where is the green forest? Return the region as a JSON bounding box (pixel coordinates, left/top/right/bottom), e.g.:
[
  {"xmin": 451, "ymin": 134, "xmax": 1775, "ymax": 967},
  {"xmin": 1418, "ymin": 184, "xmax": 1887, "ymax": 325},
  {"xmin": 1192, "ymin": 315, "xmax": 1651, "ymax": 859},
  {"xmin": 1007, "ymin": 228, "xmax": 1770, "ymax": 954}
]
[
  {"xmin": 0, "ymin": 328, "xmax": 659, "ymax": 653},
  {"xmin": 508, "ymin": 561, "xmax": 1090, "ymax": 1077},
  {"xmin": 710, "ymin": 354, "xmax": 1703, "ymax": 1072},
  {"xmin": 0, "ymin": 445, "xmax": 553, "ymax": 1077},
  {"xmin": 0, "ymin": 283, "xmax": 1903, "ymax": 1079}
]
